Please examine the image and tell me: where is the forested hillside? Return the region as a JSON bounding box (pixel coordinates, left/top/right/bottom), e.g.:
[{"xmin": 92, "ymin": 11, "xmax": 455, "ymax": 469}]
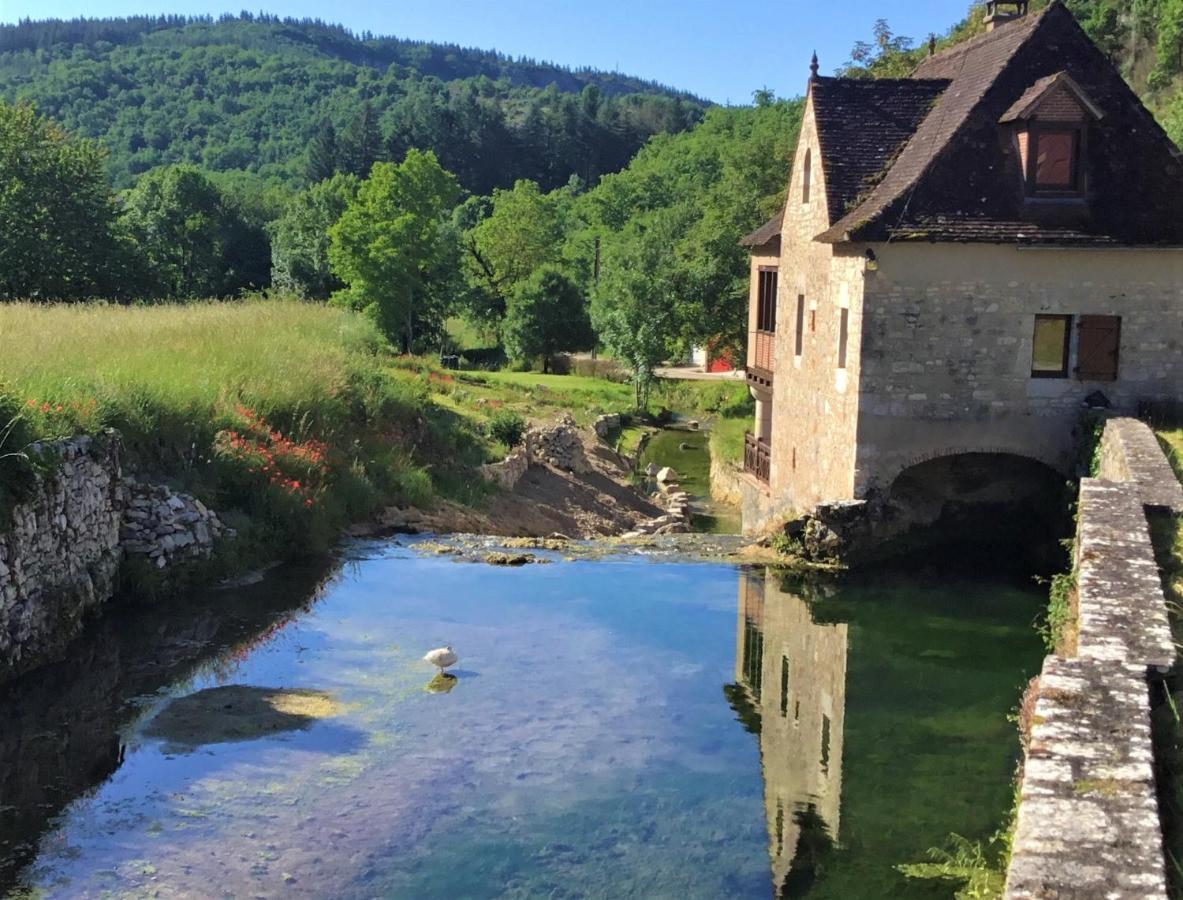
[
  {"xmin": 0, "ymin": 14, "xmax": 705, "ymax": 192},
  {"xmin": 844, "ymin": 0, "xmax": 1183, "ymax": 145}
]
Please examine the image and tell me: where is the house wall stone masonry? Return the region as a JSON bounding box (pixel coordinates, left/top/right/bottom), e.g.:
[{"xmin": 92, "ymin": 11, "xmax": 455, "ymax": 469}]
[
  {"xmin": 742, "ymin": 238, "xmax": 1183, "ymax": 534},
  {"xmin": 855, "ymin": 243, "xmax": 1183, "ymax": 498},
  {"xmin": 765, "ymin": 95, "xmax": 866, "ymax": 516},
  {"xmin": 0, "ymin": 432, "xmax": 227, "ymax": 683}
]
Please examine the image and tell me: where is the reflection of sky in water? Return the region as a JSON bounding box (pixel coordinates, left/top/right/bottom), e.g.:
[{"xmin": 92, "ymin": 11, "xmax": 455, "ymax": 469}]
[
  {"xmin": 14, "ymin": 546, "xmax": 1043, "ymax": 899},
  {"xmin": 22, "ymin": 552, "xmax": 770, "ymax": 899}
]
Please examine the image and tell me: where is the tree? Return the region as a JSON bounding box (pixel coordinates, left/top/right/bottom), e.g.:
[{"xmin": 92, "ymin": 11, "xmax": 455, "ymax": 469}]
[
  {"xmin": 503, "ymin": 266, "xmax": 594, "ymax": 372},
  {"xmin": 120, "ymin": 164, "xmax": 261, "ymax": 298},
  {"xmin": 0, "ymin": 101, "xmax": 127, "ymax": 300},
  {"xmin": 328, "ymin": 149, "xmax": 461, "ymax": 350},
  {"xmin": 592, "ymin": 214, "xmax": 683, "ymax": 409},
  {"xmin": 464, "ymin": 179, "xmax": 567, "ymax": 323},
  {"xmin": 270, "ymin": 173, "xmax": 359, "ymax": 298},
  {"xmin": 306, "ymin": 118, "xmax": 338, "ymax": 183},
  {"xmin": 339, "ymin": 101, "xmax": 382, "ymax": 178}
]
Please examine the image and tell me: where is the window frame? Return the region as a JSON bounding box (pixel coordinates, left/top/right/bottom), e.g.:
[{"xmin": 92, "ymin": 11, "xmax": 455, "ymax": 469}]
[
  {"xmin": 794, "ymin": 295, "xmax": 806, "ymax": 357},
  {"xmin": 837, "ymin": 307, "xmax": 850, "ymax": 370},
  {"xmin": 1031, "ymin": 313, "xmax": 1073, "ymax": 379},
  {"xmin": 755, "ymin": 266, "xmax": 778, "ymax": 333},
  {"xmin": 801, "ymin": 148, "xmax": 812, "ymax": 205},
  {"xmin": 1026, "ymin": 124, "xmax": 1084, "ymax": 197}
]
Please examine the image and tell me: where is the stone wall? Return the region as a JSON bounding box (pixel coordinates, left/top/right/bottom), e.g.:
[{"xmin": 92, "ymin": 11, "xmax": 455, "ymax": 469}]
[
  {"xmin": 1005, "ymin": 416, "xmax": 1179, "ymax": 899},
  {"xmin": 0, "ymin": 435, "xmax": 123, "ymax": 681},
  {"xmin": 767, "ymin": 90, "xmax": 865, "ymax": 512},
  {"xmin": 121, "ymin": 478, "xmax": 227, "ymax": 570},
  {"xmin": 0, "ymin": 433, "xmax": 229, "ymax": 683},
  {"xmin": 479, "ymin": 415, "xmax": 590, "ymax": 491},
  {"xmin": 855, "ymin": 244, "xmax": 1183, "ymax": 497}
]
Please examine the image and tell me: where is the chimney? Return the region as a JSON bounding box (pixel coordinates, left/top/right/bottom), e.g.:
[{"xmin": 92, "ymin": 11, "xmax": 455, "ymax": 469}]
[{"xmin": 984, "ymin": 0, "xmax": 1029, "ymax": 32}]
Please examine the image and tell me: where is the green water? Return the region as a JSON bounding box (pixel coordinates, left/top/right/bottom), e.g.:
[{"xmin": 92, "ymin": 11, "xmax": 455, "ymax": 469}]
[
  {"xmin": 0, "ymin": 542, "xmax": 1042, "ymax": 898},
  {"xmin": 640, "ymin": 427, "xmax": 741, "ymax": 534}
]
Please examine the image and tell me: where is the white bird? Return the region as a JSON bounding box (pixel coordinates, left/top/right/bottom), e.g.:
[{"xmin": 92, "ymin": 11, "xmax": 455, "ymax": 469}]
[{"xmin": 423, "ymin": 645, "xmax": 458, "ymax": 673}]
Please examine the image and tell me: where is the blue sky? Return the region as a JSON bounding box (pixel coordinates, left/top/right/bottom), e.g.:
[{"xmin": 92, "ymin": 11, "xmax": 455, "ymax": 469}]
[{"xmin": 0, "ymin": 0, "xmax": 977, "ymax": 102}]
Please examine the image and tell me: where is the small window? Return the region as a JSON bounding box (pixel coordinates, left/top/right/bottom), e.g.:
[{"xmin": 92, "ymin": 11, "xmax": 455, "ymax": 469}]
[
  {"xmin": 795, "ymin": 295, "xmax": 806, "ymax": 356},
  {"xmin": 802, "ymin": 149, "xmax": 812, "ymax": 205},
  {"xmin": 820, "ymin": 714, "xmax": 831, "ymax": 775},
  {"xmin": 756, "ymin": 268, "xmax": 778, "ymax": 332},
  {"xmin": 1032, "ymin": 314, "xmax": 1072, "ymax": 378},
  {"xmin": 1030, "ymin": 128, "xmax": 1080, "ymax": 194},
  {"xmin": 837, "ymin": 308, "xmax": 850, "ymax": 369},
  {"xmin": 779, "ymin": 656, "xmax": 790, "ymax": 717}
]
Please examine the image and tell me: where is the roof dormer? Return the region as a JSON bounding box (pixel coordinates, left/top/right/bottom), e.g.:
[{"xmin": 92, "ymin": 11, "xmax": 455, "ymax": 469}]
[{"xmin": 1000, "ymin": 72, "xmax": 1103, "ymax": 199}]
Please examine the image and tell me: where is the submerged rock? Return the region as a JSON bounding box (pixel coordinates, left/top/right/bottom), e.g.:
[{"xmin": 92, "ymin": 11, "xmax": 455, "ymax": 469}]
[{"xmin": 142, "ymin": 685, "xmax": 340, "ymax": 750}]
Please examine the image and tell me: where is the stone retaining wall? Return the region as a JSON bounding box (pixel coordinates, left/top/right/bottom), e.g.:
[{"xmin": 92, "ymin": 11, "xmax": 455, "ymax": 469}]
[
  {"xmin": 0, "ymin": 432, "xmax": 228, "ymax": 682},
  {"xmin": 1006, "ymin": 416, "xmax": 1178, "ymax": 899},
  {"xmin": 479, "ymin": 415, "xmax": 590, "ymax": 491},
  {"xmin": 0, "ymin": 435, "xmax": 123, "ymax": 681}
]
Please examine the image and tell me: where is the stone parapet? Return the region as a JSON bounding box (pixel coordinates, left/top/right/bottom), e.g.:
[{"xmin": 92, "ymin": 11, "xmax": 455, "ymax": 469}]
[
  {"xmin": 1097, "ymin": 416, "xmax": 1183, "ymax": 514},
  {"xmin": 1006, "ymin": 416, "xmax": 1178, "ymax": 898},
  {"xmin": 1075, "ymin": 479, "xmax": 1174, "ymax": 670},
  {"xmin": 1006, "ymin": 656, "xmax": 1166, "ymax": 900}
]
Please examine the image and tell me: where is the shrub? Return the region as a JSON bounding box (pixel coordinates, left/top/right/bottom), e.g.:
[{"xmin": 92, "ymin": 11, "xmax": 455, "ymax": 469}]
[{"xmin": 488, "ymin": 410, "xmax": 526, "ymax": 449}]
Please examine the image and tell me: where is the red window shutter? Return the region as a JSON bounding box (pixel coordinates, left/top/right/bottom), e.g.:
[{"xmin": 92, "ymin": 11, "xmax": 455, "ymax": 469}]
[{"xmin": 1076, "ymin": 315, "xmax": 1121, "ymax": 382}]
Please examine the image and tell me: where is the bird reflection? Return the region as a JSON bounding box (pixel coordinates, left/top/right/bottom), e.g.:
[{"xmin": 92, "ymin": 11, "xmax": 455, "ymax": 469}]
[
  {"xmin": 725, "ymin": 568, "xmax": 847, "ymax": 897},
  {"xmin": 425, "ymin": 673, "xmax": 458, "ymax": 694}
]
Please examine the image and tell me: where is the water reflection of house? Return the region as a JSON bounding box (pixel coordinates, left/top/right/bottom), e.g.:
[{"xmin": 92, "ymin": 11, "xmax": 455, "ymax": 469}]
[{"xmin": 728, "ymin": 568, "xmax": 847, "ymax": 895}]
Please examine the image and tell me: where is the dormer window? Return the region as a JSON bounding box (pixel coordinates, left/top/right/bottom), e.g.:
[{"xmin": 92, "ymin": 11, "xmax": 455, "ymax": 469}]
[{"xmin": 1000, "ymin": 71, "xmax": 1102, "ymax": 200}]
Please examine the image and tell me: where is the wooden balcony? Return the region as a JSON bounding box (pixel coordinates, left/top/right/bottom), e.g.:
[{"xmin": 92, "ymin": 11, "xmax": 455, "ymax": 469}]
[
  {"xmin": 746, "ymin": 329, "xmax": 775, "ymax": 390},
  {"xmin": 744, "ymin": 433, "xmax": 771, "ymax": 485}
]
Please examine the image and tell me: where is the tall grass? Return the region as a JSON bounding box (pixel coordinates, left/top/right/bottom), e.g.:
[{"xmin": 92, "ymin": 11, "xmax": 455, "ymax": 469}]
[
  {"xmin": 0, "ymin": 300, "xmax": 387, "ymax": 434},
  {"xmin": 0, "ymin": 300, "xmax": 484, "ymax": 568}
]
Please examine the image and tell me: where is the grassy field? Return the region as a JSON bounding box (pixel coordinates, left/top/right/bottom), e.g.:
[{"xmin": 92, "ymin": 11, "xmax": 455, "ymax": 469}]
[
  {"xmin": 0, "ymin": 300, "xmax": 754, "ymax": 576},
  {"xmin": 0, "ymin": 301, "xmax": 487, "ymax": 561}
]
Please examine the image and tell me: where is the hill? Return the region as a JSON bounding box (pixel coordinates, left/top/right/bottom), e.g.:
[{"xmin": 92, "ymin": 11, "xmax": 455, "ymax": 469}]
[{"xmin": 0, "ymin": 14, "xmax": 707, "ymax": 192}]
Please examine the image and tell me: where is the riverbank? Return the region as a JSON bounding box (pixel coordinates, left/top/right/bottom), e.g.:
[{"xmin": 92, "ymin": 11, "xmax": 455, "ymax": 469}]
[{"xmin": 0, "ymin": 300, "xmax": 760, "ymax": 680}]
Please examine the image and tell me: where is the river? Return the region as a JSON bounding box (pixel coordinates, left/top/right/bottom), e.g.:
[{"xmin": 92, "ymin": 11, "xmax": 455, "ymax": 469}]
[{"xmin": 0, "ymin": 539, "xmax": 1043, "ymax": 898}]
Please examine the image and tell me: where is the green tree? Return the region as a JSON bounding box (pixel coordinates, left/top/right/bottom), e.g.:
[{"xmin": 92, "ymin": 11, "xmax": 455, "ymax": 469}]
[
  {"xmin": 465, "ymin": 179, "xmax": 567, "ymax": 322},
  {"xmin": 503, "ymin": 266, "xmax": 594, "ymax": 372},
  {"xmin": 270, "ymin": 173, "xmax": 359, "ymax": 298},
  {"xmin": 306, "ymin": 118, "xmax": 339, "ymax": 183},
  {"xmin": 120, "ymin": 164, "xmax": 261, "ymax": 298},
  {"xmin": 340, "ymin": 101, "xmax": 382, "ymax": 178},
  {"xmin": 592, "ymin": 213, "xmax": 683, "ymax": 409},
  {"xmin": 0, "ymin": 101, "xmax": 126, "ymax": 300},
  {"xmin": 328, "ymin": 150, "xmax": 461, "ymax": 350},
  {"xmin": 569, "ymin": 99, "xmax": 801, "ymax": 357}
]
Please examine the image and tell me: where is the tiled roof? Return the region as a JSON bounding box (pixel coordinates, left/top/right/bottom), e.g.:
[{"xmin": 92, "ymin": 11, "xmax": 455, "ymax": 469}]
[
  {"xmin": 999, "ymin": 70, "xmax": 1102, "ymax": 122},
  {"xmin": 739, "ymin": 209, "xmax": 783, "ymax": 249},
  {"xmin": 810, "ymin": 77, "xmax": 949, "ymax": 223},
  {"xmin": 815, "ymin": 3, "xmax": 1183, "ymax": 245}
]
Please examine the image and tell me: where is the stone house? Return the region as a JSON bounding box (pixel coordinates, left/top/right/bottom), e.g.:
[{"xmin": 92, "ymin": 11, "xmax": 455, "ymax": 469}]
[{"xmin": 739, "ymin": 0, "xmax": 1183, "ymax": 536}]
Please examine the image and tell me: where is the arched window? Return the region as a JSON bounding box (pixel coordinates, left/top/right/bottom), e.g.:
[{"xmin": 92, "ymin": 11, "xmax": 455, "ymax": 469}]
[{"xmin": 802, "ymin": 148, "xmax": 812, "ymax": 204}]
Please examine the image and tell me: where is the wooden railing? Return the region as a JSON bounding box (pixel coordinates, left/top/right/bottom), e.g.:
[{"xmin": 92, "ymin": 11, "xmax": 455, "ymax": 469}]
[{"xmin": 744, "ymin": 433, "xmax": 771, "ymax": 484}]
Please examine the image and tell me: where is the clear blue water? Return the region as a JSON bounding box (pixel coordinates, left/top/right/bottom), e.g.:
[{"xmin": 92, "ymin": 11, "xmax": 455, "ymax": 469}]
[{"xmin": 0, "ymin": 541, "xmax": 1043, "ymax": 898}]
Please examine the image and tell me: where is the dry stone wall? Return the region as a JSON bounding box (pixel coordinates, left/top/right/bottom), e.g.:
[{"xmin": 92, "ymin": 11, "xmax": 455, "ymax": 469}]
[
  {"xmin": 0, "ymin": 435, "xmax": 123, "ymax": 681},
  {"xmin": 0, "ymin": 432, "xmax": 228, "ymax": 683},
  {"xmin": 479, "ymin": 415, "xmax": 591, "ymax": 491}
]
